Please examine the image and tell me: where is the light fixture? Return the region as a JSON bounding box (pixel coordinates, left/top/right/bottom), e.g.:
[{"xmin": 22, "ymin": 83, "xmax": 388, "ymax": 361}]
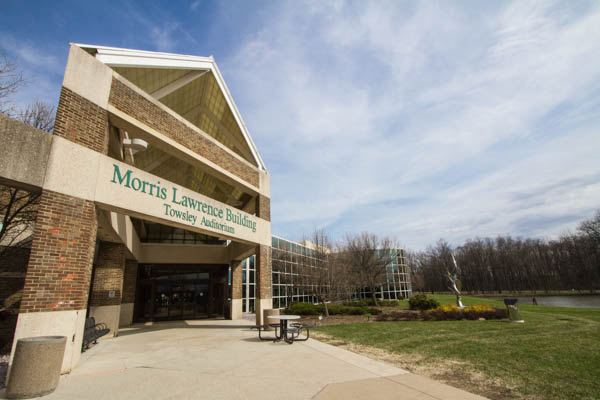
[{"xmin": 122, "ymin": 138, "xmax": 148, "ymax": 154}]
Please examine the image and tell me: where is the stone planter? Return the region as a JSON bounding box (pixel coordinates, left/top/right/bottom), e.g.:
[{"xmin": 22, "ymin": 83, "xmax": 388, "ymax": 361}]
[{"xmin": 7, "ymin": 336, "xmax": 66, "ymax": 399}]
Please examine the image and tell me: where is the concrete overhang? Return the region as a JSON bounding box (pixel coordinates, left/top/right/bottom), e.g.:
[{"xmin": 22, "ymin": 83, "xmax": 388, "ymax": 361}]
[{"xmin": 74, "ymin": 43, "xmax": 267, "ymax": 173}]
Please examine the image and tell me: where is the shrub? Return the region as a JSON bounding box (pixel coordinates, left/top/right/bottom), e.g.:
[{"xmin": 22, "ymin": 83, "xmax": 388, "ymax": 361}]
[
  {"xmin": 283, "ymin": 302, "xmax": 382, "ymax": 317},
  {"xmin": 423, "ymin": 304, "xmax": 507, "ymax": 321},
  {"xmin": 375, "ymin": 311, "xmax": 420, "ymax": 321},
  {"xmin": 408, "ymin": 294, "xmax": 440, "ymax": 311},
  {"xmin": 328, "ymin": 305, "xmax": 382, "ymax": 316},
  {"xmin": 366, "ymin": 307, "xmax": 383, "ymax": 315},
  {"xmin": 377, "ymin": 300, "xmax": 402, "ymax": 307},
  {"xmin": 284, "ymin": 302, "xmax": 322, "ymax": 315},
  {"xmin": 343, "ymin": 299, "xmax": 402, "ymax": 307}
]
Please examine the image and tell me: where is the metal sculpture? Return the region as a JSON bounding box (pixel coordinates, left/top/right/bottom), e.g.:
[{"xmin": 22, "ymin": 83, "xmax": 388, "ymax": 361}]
[{"xmin": 448, "ymin": 254, "xmax": 465, "ymax": 309}]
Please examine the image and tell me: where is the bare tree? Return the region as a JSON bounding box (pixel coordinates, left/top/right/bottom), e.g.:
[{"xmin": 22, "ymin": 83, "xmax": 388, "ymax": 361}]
[
  {"xmin": 298, "ymin": 230, "xmax": 333, "ymax": 316},
  {"xmin": 17, "ymin": 99, "xmax": 55, "ymax": 132},
  {"xmin": 342, "ymin": 232, "xmax": 399, "ymax": 307},
  {"xmin": 406, "ymin": 250, "xmax": 425, "ymax": 293},
  {"xmin": 0, "ymin": 54, "xmax": 55, "ymax": 257},
  {"xmin": 578, "ymin": 210, "xmax": 600, "ymax": 245},
  {"xmin": 0, "ymin": 188, "xmax": 39, "ymax": 256},
  {"xmin": 0, "ymin": 52, "xmax": 25, "ymax": 115}
]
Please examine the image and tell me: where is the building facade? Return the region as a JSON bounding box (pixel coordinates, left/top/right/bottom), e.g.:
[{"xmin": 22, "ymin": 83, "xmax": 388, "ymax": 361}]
[
  {"xmin": 0, "ymin": 44, "xmax": 272, "ymax": 373},
  {"xmin": 240, "ymin": 236, "xmax": 412, "ymax": 313}
]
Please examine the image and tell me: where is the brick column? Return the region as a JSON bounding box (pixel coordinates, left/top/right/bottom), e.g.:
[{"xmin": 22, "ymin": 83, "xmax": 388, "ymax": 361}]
[
  {"xmin": 119, "ymin": 259, "xmax": 138, "ymax": 327},
  {"xmin": 256, "ymin": 195, "xmax": 271, "ymax": 222},
  {"xmin": 11, "ymin": 190, "xmax": 98, "ymax": 373},
  {"xmin": 10, "ymin": 48, "xmax": 112, "ymax": 374},
  {"xmin": 255, "ymin": 245, "xmax": 272, "ymax": 325},
  {"xmin": 230, "ymin": 259, "xmax": 243, "ymax": 320},
  {"xmin": 89, "ymin": 242, "xmax": 126, "ymax": 337},
  {"xmin": 254, "ymin": 195, "xmax": 272, "ymax": 325}
]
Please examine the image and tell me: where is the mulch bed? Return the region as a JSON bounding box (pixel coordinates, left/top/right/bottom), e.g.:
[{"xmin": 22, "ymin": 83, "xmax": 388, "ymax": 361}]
[{"xmin": 298, "ymin": 308, "xmax": 423, "ymax": 326}]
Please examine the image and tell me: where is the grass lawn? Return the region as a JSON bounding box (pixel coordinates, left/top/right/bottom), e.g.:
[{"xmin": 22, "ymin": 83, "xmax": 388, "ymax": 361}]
[{"xmin": 316, "ymin": 295, "xmax": 600, "ymax": 400}]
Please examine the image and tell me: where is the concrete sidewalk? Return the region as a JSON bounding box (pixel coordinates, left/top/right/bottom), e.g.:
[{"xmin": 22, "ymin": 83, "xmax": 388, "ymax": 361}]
[{"xmin": 1, "ymin": 319, "xmax": 487, "ymax": 399}]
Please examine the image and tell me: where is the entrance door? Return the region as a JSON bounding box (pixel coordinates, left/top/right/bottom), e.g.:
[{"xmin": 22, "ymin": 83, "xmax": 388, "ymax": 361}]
[
  {"xmin": 134, "ymin": 264, "xmax": 228, "ymax": 322},
  {"xmin": 181, "ymin": 282, "xmax": 196, "ymax": 318},
  {"xmin": 194, "ymin": 283, "xmax": 209, "ymax": 317},
  {"xmin": 154, "ymin": 281, "xmax": 170, "ymax": 319},
  {"xmin": 140, "ymin": 283, "xmax": 154, "ymax": 320}
]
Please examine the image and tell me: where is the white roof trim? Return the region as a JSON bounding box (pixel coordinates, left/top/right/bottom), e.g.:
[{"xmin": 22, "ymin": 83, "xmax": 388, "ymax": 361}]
[{"xmin": 74, "ymin": 43, "xmax": 267, "ymax": 172}]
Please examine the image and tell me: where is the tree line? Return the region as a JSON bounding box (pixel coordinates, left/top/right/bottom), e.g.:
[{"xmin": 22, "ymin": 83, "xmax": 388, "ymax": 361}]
[{"xmin": 409, "ymin": 210, "xmax": 600, "ymax": 293}]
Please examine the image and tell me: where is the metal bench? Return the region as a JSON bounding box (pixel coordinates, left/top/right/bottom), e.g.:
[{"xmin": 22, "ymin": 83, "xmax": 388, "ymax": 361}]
[
  {"xmin": 250, "ymin": 324, "xmax": 280, "ymax": 341},
  {"xmin": 289, "ymin": 323, "xmax": 314, "ymax": 342},
  {"xmin": 82, "ymin": 317, "xmax": 110, "ymax": 350}
]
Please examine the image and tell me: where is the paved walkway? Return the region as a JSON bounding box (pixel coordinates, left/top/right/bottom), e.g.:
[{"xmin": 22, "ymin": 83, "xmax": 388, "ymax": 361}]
[{"xmin": 1, "ymin": 319, "xmax": 487, "ymax": 399}]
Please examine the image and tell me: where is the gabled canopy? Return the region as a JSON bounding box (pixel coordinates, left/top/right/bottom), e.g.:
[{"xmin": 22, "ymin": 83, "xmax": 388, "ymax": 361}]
[{"xmin": 77, "ymin": 44, "xmax": 266, "ymax": 171}]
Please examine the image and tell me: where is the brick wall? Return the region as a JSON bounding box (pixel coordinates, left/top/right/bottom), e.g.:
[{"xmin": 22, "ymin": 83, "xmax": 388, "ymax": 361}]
[
  {"xmin": 121, "ymin": 259, "xmax": 138, "ymax": 304},
  {"xmin": 19, "ymin": 190, "xmax": 97, "ymax": 313},
  {"xmin": 108, "ymin": 78, "xmax": 259, "ymax": 188},
  {"xmin": 231, "ymin": 259, "xmax": 242, "ymax": 300},
  {"xmin": 89, "ymin": 242, "xmax": 126, "ymax": 307},
  {"xmin": 54, "ymin": 86, "xmax": 109, "ymax": 154},
  {"xmin": 256, "ymin": 195, "xmax": 270, "ymax": 222},
  {"xmin": 255, "ymin": 245, "xmax": 271, "ymax": 299}
]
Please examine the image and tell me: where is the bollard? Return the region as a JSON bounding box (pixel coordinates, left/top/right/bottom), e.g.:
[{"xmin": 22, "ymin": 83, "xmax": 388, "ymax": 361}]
[
  {"xmin": 7, "ymin": 336, "xmax": 66, "ymax": 399},
  {"xmin": 263, "ymin": 308, "xmax": 280, "ymax": 331}
]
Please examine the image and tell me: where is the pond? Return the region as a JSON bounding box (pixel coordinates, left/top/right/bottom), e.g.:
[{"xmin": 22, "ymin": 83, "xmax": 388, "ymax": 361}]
[{"xmin": 489, "ymin": 295, "xmax": 600, "ymax": 309}]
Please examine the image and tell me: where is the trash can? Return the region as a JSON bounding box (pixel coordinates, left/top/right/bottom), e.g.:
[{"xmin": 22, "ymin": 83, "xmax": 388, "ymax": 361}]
[
  {"xmin": 7, "ymin": 336, "xmax": 66, "ymax": 399},
  {"xmin": 263, "ymin": 308, "xmax": 280, "ymax": 331},
  {"xmin": 504, "ymin": 298, "xmax": 524, "ymax": 323}
]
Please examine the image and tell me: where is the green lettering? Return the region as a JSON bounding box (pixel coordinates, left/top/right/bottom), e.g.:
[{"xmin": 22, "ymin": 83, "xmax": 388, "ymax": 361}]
[{"xmin": 111, "ymin": 164, "xmax": 132, "ymax": 187}]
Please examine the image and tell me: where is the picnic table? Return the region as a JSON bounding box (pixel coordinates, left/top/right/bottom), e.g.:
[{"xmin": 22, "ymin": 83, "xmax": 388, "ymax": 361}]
[
  {"xmin": 268, "ymin": 315, "xmax": 301, "ymax": 343},
  {"xmin": 251, "ymin": 314, "xmax": 314, "ymax": 344}
]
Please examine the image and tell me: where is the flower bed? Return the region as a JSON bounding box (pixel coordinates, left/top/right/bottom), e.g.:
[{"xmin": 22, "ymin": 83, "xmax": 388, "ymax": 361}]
[{"xmin": 423, "ymin": 304, "xmax": 507, "ymax": 321}]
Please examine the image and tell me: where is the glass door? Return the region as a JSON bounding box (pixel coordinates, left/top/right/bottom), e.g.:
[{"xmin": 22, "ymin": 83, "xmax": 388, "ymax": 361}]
[
  {"xmin": 154, "ymin": 281, "xmax": 170, "ymax": 319},
  {"xmin": 194, "ymin": 282, "xmax": 209, "ymax": 317}
]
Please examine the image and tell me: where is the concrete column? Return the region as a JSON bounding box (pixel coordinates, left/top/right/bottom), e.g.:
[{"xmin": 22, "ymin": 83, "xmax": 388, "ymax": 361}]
[
  {"xmin": 11, "ymin": 190, "xmax": 98, "ymax": 374},
  {"xmin": 89, "ymin": 242, "xmax": 126, "ymax": 337},
  {"xmin": 230, "ymin": 259, "xmax": 243, "ymax": 320},
  {"xmin": 119, "ymin": 259, "xmax": 138, "ymax": 327},
  {"xmin": 255, "ymin": 245, "xmax": 272, "ymax": 326}
]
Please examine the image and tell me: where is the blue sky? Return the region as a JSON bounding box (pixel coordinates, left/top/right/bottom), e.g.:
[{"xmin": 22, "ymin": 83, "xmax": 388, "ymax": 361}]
[{"xmin": 2, "ymin": 0, "xmax": 599, "ymax": 250}]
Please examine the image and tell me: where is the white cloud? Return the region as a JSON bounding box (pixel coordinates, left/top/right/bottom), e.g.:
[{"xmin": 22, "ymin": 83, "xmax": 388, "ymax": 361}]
[
  {"xmin": 223, "ymin": 0, "xmax": 600, "ymax": 249},
  {"xmin": 0, "ymin": 34, "xmax": 65, "ymax": 112}
]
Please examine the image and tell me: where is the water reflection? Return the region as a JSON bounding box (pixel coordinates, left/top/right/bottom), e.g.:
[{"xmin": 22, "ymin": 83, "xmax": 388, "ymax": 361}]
[{"xmin": 490, "ymin": 295, "xmax": 600, "ymax": 308}]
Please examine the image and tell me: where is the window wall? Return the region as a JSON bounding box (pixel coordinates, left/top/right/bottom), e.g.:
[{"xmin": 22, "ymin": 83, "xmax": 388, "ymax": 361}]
[
  {"xmin": 271, "ymin": 236, "xmax": 328, "ymax": 309},
  {"xmin": 352, "ymin": 249, "xmax": 412, "ymax": 300},
  {"xmin": 241, "ymin": 256, "xmax": 256, "ymax": 313},
  {"xmin": 241, "ymin": 237, "xmax": 413, "ymax": 312}
]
